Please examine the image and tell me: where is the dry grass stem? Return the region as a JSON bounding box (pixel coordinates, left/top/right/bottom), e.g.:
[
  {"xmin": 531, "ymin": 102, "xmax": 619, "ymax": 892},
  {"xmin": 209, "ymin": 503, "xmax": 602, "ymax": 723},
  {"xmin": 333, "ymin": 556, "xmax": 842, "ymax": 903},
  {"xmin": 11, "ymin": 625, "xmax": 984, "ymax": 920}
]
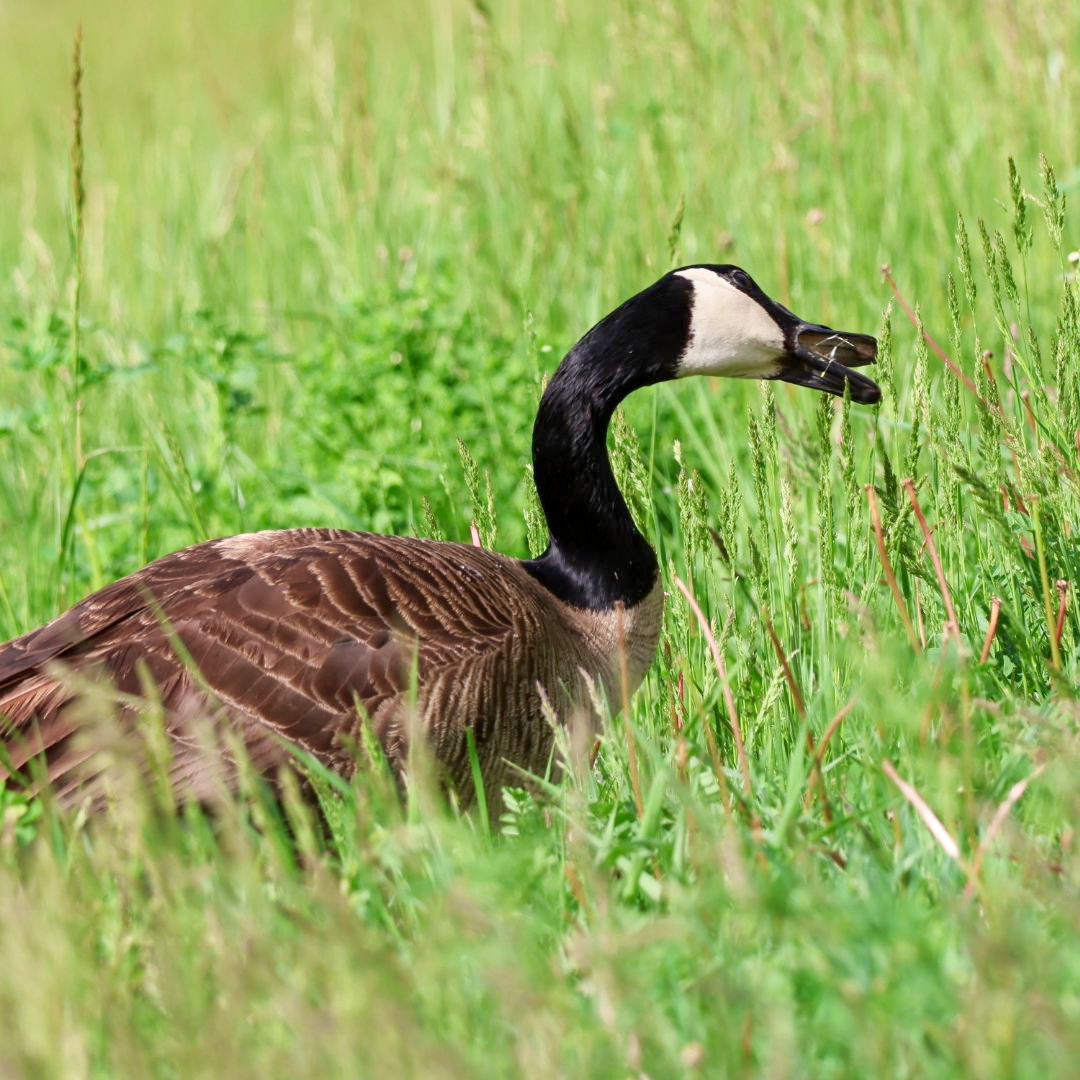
[
  {"xmin": 764, "ymin": 609, "xmax": 831, "ymax": 820},
  {"xmin": 881, "ymin": 266, "xmax": 993, "ymax": 413},
  {"xmin": 979, "ymin": 597, "xmax": 1003, "ymax": 663},
  {"xmin": 866, "ymin": 485, "xmax": 921, "ymax": 651},
  {"xmin": 903, "ymin": 479, "xmax": 961, "ymax": 643},
  {"xmin": 814, "ymin": 698, "xmax": 858, "ymax": 766},
  {"xmin": 763, "ymin": 610, "xmax": 806, "ymax": 717},
  {"xmin": 964, "ymin": 764, "xmax": 1047, "ymax": 899},
  {"xmin": 882, "ymin": 759, "xmax": 961, "ymax": 862},
  {"xmin": 70, "ymin": 24, "xmax": 86, "ymax": 472},
  {"xmin": 673, "ymin": 576, "xmax": 753, "ymax": 803},
  {"xmin": 1021, "ymin": 391, "xmax": 1039, "ymax": 440}
]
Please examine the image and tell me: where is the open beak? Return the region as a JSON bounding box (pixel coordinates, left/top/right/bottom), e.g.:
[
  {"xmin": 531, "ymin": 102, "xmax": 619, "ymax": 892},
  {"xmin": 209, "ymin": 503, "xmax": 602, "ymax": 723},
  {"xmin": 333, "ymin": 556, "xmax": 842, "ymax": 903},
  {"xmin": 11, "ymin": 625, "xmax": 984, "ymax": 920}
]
[{"xmin": 775, "ymin": 321, "xmax": 881, "ymax": 405}]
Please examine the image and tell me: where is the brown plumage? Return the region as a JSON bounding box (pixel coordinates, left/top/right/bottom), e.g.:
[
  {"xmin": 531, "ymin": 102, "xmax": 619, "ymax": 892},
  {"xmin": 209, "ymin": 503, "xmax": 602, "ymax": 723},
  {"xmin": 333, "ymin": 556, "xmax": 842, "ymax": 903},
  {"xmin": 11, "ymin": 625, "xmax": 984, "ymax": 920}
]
[
  {"xmin": 0, "ymin": 529, "xmax": 661, "ymax": 802},
  {"xmin": 0, "ymin": 264, "xmax": 879, "ymax": 805}
]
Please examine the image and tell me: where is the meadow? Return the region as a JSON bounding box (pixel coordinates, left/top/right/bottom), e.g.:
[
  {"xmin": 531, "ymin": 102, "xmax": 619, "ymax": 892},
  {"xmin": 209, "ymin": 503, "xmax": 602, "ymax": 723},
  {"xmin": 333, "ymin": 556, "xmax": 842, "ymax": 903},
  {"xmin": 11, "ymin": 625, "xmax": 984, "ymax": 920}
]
[{"xmin": 0, "ymin": 0, "xmax": 1077, "ymax": 1075}]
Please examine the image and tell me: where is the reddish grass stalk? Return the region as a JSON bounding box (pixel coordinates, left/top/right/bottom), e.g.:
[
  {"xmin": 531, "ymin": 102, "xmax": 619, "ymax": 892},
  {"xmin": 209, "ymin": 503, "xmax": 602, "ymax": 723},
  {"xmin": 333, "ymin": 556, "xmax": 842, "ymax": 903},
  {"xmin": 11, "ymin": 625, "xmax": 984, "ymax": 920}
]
[
  {"xmin": 866, "ymin": 485, "xmax": 921, "ymax": 651},
  {"xmin": 964, "ymin": 764, "xmax": 1046, "ymax": 900},
  {"xmin": 1021, "ymin": 391, "xmax": 1039, "ymax": 440},
  {"xmin": 673, "ymin": 576, "xmax": 753, "ymax": 803},
  {"xmin": 979, "ymin": 597, "xmax": 1003, "ymax": 663},
  {"xmin": 589, "ymin": 738, "xmax": 601, "ymax": 769},
  {"xmin": 765, "ymin": 610, "xmax": 832, "ymax": 823},
  {"xmin": 763, "ymin": 610, "xmax": 807, "ymax": 718},
  {"xmin": 815, "ymin": 847, "xmax": 848, "ymax": 870},
  {"xmin": 980, "ymin": 352, "xmax": 1020, "ymax": 443},
  {"xmin": 882, "ymin": 266, "xmax": 993, "ymax": 412},
  {"xmin": 814, "ymin": 698, "xmax": 857, "ymax": 766},
  {"xmin": 903, "ymin": 479, "xmax": 961, "ymax": 644},
  {"xmin": 469, "ymin": 523, "xmax": 483, "ymax": 548}
]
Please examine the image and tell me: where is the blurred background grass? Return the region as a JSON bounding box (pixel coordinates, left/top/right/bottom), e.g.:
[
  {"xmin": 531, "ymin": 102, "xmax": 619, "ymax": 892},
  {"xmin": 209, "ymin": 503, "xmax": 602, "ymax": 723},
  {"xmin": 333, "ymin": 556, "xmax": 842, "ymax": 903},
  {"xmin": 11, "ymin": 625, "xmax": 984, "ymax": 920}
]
[
  {"xmin": 2, "ymin": 0, "xmax": 1079, "ymax": 614},
  {"xmin": 0, "ymin": 1, "xmax": 1077, "ymax": 1076}
]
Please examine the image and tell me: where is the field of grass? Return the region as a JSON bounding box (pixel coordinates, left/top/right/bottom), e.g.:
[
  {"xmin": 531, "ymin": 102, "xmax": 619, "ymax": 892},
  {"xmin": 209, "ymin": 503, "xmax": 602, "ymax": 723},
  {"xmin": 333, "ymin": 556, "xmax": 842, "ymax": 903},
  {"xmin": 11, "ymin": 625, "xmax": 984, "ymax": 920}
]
[{"xmin": 0, "ymin": 0, "xmax": 1078, "ymax": 1075}]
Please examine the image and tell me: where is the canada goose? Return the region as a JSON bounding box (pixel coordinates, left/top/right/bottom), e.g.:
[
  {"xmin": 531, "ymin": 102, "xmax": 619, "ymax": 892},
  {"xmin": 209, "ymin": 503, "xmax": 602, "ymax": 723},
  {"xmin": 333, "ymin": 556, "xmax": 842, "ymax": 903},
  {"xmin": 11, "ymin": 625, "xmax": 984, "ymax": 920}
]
[{"xmin": 0, "ymin": 265, "xmax": 879, "ymax": 805}]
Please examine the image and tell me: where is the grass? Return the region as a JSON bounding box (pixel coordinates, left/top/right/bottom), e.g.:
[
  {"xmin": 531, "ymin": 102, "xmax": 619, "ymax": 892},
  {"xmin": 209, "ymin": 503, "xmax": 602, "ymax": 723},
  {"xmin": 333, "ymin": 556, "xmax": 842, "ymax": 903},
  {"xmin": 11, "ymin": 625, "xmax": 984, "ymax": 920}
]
[{"xmin": 0, "ymin": 0, "xmax": 1078, "ymax": 1075}]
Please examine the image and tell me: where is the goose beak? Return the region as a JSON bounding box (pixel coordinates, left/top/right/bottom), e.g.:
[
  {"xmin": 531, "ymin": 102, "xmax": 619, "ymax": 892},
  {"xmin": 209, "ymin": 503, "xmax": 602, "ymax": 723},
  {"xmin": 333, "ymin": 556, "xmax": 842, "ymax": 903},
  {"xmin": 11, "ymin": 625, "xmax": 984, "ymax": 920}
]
[{"xmin": 776, "ymin": 322, "xmax": 881, "ymax": 405}]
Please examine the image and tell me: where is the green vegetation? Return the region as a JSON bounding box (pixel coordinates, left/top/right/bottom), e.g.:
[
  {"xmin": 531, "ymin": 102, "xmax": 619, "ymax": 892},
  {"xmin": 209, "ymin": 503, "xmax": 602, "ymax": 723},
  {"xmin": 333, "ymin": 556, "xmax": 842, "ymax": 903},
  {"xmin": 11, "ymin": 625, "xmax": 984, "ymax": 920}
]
[{"xmin": 0, "ymin": 1, "xmax": 1077, "ymax": 1075}]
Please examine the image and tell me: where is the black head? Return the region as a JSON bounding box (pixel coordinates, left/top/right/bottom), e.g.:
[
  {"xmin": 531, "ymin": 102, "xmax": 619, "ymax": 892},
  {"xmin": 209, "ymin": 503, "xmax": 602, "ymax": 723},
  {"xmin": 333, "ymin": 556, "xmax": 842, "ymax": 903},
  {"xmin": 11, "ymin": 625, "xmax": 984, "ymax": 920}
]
[
  {"xmin": 573, "ymin": 264, "xmax": 880, "ymax": 404},
  {"xmin": 662, "ymin": 264, "xmax": 881, "ymax": 404}
]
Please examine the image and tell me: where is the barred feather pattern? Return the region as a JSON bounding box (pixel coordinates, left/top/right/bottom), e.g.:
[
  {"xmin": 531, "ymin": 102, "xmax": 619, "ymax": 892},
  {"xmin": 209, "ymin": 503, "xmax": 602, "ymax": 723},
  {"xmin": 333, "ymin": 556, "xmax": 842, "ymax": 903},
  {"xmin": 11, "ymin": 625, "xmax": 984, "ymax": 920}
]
[{"xmin": 0, "ymin": 530, "xmax": 663, "ymax": 804}]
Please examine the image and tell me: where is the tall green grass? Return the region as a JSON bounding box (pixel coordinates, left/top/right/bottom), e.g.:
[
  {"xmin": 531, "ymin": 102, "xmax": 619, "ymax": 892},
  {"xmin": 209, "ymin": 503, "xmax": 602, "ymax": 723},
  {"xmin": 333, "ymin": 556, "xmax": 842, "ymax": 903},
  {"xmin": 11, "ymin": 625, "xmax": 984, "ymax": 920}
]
[{"xmin": 0, "ymin": 1, "xmax": 1077, "ymax": 1075}]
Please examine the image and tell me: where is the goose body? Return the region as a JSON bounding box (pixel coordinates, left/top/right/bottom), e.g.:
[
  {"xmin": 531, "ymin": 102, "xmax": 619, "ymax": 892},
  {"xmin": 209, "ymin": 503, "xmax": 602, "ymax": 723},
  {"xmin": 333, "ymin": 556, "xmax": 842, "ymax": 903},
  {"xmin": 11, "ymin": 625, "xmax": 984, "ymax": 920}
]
[
  {"xmin": 0, "ymin": 265, "xmax": 879, "ymax": 804},
  {"xmin": 0, "ymin": 530, "xmax": 662, "ymax": 800}
]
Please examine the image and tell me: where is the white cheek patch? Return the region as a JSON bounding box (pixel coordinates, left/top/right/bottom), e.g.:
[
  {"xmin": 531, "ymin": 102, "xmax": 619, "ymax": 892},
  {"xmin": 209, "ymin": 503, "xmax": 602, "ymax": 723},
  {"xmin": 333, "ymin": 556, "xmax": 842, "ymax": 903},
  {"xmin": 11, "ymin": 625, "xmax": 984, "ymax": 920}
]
[{"xmin": 674, "ymin": 267, "xmax": 786, "ymax": 379}]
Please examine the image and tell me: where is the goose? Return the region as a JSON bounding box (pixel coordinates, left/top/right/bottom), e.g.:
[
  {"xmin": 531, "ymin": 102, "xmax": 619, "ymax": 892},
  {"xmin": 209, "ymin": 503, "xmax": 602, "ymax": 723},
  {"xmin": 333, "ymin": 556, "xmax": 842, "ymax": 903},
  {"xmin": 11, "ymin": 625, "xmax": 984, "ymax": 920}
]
[{"xmin": 0, "ymin": 265, "xmax": 880, "ymax": 806}]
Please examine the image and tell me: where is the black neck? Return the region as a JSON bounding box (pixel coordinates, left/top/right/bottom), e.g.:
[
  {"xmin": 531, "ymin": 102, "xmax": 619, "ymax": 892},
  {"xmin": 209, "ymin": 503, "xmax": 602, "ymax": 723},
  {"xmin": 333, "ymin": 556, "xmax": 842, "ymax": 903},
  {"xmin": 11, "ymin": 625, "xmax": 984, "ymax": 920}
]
[{"xmin": 521, "ymin": 276, "xmax": 691, "ymax": 610}]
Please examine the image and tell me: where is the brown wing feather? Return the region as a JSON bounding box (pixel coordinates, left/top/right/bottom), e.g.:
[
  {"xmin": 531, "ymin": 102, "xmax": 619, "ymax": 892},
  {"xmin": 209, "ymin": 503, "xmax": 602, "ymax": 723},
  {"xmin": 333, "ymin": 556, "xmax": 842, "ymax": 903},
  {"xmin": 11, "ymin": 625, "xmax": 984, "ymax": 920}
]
[{"xmin": 0, "ymin": 529, "xmax": 548, "ymax": 802}]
